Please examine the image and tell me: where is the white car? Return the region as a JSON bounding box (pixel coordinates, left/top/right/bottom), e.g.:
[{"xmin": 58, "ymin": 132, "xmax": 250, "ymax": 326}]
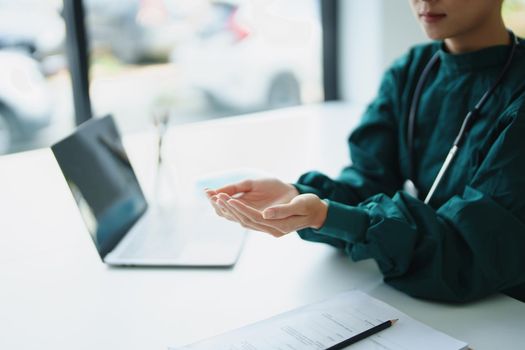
[
  {"xmin": 84, "ymin": 0, "xmax": 188, "ymax": 64},
  {"xmin": 170, "ymin": 0, "xmax": 322, "ymax": 113},
  {"xmin": 0, "ymin": 49, "xmax": 52, "ymax": 154}
]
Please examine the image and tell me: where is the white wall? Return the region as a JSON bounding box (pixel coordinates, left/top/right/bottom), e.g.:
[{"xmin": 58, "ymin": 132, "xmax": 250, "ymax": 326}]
[{"xmin": 339, "ymin": 0, "xmax": 428, "ymax": 104}]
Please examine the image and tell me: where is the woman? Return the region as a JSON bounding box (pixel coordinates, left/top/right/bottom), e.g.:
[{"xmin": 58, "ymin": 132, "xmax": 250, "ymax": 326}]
[{"xmin": 206, "ymin": 0, "xmax": 525, "ymax": 302}]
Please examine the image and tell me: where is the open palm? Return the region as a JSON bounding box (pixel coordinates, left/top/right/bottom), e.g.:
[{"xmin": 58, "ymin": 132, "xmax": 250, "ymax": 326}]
[{"xmin": 208, "ymin": 178, "xmax": 299, "ymax": 211}]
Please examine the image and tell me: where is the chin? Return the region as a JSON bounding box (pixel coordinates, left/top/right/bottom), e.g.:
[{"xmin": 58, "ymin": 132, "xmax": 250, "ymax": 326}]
[
  {"xmin": 420, "ymin": 25, "xmax": 449, "ymax": 41},
  {"xmin": 426, "ymin": 32, "xmax": 447, "ymax": 40}
]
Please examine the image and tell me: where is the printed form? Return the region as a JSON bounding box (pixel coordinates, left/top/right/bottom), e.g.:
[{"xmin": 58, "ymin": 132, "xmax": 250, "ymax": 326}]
[{"xmin": 170, "ymin": 290, "xmax": 468, "ymax": 350}]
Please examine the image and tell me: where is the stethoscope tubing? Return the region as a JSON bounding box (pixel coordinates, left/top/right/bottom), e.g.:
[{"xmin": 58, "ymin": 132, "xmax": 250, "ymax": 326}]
[{"xmin": 407, "ymin": 31, "xmax": 519, "ymax": 205}]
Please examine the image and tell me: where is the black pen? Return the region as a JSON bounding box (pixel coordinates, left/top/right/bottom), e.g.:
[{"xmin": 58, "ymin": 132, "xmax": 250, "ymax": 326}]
[{"xmin": 325, "ymin": 319, "xmax": 398, "ymax": 350}]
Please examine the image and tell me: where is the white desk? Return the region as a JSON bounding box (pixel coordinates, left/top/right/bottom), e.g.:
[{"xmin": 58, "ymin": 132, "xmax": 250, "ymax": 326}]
[{"xmin": 1, "ymin": 103, "xmax": 524, "ymax": 349}]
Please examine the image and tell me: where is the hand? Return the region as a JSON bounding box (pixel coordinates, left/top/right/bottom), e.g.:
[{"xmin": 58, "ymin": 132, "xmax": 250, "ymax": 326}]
[
  {"xmin": 205, "ymin": 178, "xmax": 299, "ymax": 221},
  {"xmin": 214, "ymin": 193, "xmax": 328, "ymax": 237}
]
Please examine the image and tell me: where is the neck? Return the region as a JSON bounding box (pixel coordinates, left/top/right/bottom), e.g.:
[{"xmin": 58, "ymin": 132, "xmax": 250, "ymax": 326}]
[{"xmin": 444, "ymin": 16, "xmax": 509, "ymax": 54}]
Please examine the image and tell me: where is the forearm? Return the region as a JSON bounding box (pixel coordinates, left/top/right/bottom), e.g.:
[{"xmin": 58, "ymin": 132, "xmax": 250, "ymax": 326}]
[
  {"xmin": 298, "ymin": 188, "xmax": 525, "ymax": 302},
  {"xmin": 295, "ymin": 170, "xmax": 387, "ymax": 206}
]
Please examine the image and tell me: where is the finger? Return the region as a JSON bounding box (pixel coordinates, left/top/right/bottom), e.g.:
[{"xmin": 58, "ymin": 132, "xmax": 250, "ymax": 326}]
[
  {"xmin": 227, "ymin": 198, "xmax": 264, "ymax": 222},
  {"xmin": 220, "ymin": 198, "xmax": 258, "ymax": 227},
  {"xmin": 230, "ymin": 199, "xmax": 309, "ymax": 234},
  {"xmin": 207, "ymin": 195, "xmax": 223, "ymax": 217},
  {"xmin": 262, "ymin": 202, "xmax": 300, "ymax": 220},
  {"xmin": 222, "ymin": 200, "xmax": 285, "ymax": 237},
  {"xmin": 218, "ymin": 197, "xmax": 245, "ymax": 223},
  {"xmin": 204, "ymin": 188, "xmax": 217, "ymax": 198},
  {"xmin": 226, "ymin": 199, "xmax": 289, "ymax": 235},
  {"xmin": 213, "ymin": 197, "xmax": 237, "ymax": 222},
  {"xmin": 216, "ymin": 193, "xmax": 242, "ymax": 219},
  {"xmin": 213, "ymin": 203, "xmax": 231, "ymax": 220},
  {"xmin": 209, "ymin": 195, "xmax": 223, "ymax": 215},
  {"xmin": 214, "ymin": 179, "xmax": 253, "ymax": 196},
  {"xmin": 216, "ymin": 193, "xmax": 233, "ymax": 202},
  {"xmin": 263, "ymin": 194, "xmax": 315, "ymax": 219}
]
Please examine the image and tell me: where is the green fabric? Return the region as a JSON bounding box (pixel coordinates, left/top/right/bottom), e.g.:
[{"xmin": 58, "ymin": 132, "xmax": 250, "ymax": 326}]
[{"xmin": 296, "ymin": 38, "xmax": 525, "ymax": 302}]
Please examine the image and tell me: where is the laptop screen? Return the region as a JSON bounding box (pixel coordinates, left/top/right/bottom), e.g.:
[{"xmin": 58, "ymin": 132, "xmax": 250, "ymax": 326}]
[{"xmin": 51, "ymin": 116, "xmax": 147, "ymax": 259}]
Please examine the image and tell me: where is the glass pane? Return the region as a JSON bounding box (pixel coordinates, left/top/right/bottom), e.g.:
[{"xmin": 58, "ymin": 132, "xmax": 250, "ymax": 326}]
[
  {"xmin": 84, "ymin": 0, "xmax": 323, "ymax": 134},
  {"xmin": 0, "ymin": 0, "xmax": 73, "ymax": 155},
  {"xmin": 503, "ymin": 0, "xmax": 525, "ymax": 37}
]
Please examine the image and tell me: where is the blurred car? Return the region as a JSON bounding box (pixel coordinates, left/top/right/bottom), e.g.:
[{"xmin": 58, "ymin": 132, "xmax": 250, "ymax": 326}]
[
  {"xmin": 170, "ymin": 0, "xmax": 322, "ymax": 113},
  {"xmin": 0, "ymin": 49, "xmax": 52, "ymax": 154},
  {"xmin": 84, "ymin": 0, "xmax": 187, "ymax": 63},
  {"xmin": 0, "ymin": 1, "xmax": 66, "ymax": 75}
]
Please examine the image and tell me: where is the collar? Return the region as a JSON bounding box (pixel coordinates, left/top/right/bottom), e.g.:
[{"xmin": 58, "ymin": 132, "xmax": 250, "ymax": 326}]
[{"xmin": 438, "ymin": 39, "xmax": 517, "ymax": 72}]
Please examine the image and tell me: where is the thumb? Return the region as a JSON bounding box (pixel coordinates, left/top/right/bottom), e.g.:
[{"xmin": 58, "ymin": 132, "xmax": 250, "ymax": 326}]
[{"xmin": 263, "ymin": 203, "xmax": 298, "ymax": 219}]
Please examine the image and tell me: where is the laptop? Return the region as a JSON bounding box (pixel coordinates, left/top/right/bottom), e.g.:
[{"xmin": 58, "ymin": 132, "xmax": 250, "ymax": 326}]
[{"xmin": 51, "ymin": 115, "xmax": 246, "ymax": 266}]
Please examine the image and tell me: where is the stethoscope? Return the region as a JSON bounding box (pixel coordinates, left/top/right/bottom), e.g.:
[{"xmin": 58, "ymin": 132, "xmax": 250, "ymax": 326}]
[{"xmin": 405, "ymin": 31, "xmax": 519, "ymax": 205}]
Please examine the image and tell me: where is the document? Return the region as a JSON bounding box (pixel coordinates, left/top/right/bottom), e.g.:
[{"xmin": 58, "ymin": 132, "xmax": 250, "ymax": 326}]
[{"xmin": 170, "ymin": 290, "xmax": 468, "ymax": 350}]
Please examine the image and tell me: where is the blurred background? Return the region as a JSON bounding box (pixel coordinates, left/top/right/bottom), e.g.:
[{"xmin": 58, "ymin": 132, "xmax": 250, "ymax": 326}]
[{"xmin": 0, "ymin": 0, "xmax": 523, "ymax": 155}]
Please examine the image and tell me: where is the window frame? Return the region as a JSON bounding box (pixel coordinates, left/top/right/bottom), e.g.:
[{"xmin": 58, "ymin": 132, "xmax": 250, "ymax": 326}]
[{"xmin": 64, "ymin": 0, "xmax": 340, "ymax": 126}]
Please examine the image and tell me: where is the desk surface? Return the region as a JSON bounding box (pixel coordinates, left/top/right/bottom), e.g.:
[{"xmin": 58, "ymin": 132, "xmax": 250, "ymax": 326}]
[{"xmin": 1, "ymin": 103, "xmax": 524, "ymax": 349}]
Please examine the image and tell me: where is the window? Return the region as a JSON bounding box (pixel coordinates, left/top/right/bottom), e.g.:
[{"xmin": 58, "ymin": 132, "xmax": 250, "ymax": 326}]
[
  {"xmin": 0, "ymin": 0, "xmax": 324, "ymax": 155},
  {"xmin": 0, "ymin": 0, "xmax": 73, "ymax": 155},
  {"xmin": 503, "ymin": 0, "xmax": 525, "ymax": 37},
  {"xmin": 83, "ymin": 0, "xmax": 324, "ymax": 134}
]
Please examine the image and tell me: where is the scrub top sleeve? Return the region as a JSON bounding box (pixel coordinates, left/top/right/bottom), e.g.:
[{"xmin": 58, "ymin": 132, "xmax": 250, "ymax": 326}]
[
  {"xmin": 293, "ymin": 181, "xmax": 325, "ymax": 199},
  {"xmin": 300, "ymin": 107, "xmax": 525, "ymax": 302},
  {"xmin": 296, "ymin": 200, "xmax": 369, "ymax": 251},
  {"xmin": 295, "ymin": 64, "xmax": 405, "ymax": 205}
]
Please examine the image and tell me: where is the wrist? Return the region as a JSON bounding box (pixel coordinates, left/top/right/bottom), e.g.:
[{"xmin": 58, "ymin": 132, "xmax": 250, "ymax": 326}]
[
  {"xmin": 288, "ymin": 183, "xmax": 300, "ymax": 196},
  {"xmin": 286, "ymin": 183, "xmax": 300, "ymax": 200},
  {"xmin": 311, "ymin": 198, "xmax": 329, "ymax": 230}
]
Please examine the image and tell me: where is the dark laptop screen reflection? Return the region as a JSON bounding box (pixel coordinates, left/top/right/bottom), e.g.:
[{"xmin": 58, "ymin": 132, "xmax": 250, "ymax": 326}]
[{"xmin": 52, "ymin": 116, "xmax": 147, "ymax": 259}]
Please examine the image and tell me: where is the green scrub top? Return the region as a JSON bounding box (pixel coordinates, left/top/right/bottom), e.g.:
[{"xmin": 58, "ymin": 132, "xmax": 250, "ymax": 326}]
[{"xmin": 295, "ymin": 37, "xmax": 525, "ymax": 303}]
